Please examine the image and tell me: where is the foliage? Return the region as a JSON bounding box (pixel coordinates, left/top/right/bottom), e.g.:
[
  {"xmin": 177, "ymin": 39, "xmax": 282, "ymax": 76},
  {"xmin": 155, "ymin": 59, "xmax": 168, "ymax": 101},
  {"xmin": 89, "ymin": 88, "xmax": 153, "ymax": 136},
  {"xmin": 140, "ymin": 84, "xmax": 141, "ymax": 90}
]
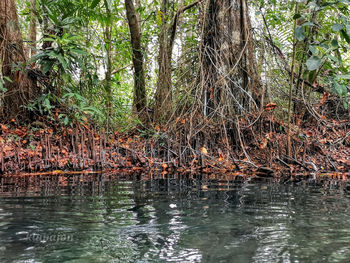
[
  {"xmin": 253, "ymin": 0, "xmax": 350, "ymax": 113},
  {"xmin": 0, "ymin": 0, "xmax": 348, "ymax": 175},
  {"xmin": 5, "ymin": 0, "xmax": 350, "ymax": 125}
]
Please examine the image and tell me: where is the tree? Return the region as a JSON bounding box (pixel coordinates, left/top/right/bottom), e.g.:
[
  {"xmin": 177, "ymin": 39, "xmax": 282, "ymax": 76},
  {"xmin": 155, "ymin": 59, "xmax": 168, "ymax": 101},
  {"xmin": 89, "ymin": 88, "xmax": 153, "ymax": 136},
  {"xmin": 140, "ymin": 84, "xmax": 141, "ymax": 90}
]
[
  {"xmin": 29, "ymin": 0, "xmax": 37, "ymax": 57},
  {"xmin": 153, "ymin": 0, "xmax": 171, "ymax": 121},
  {"xmin": 199, "ymin": 0, "xmax": 260, "ymax": 117},
  {"xmin": 125, "ymin": 0, "xmax": 147, "ymax": 120},
  {"xmin": 154, "ymin": 0, "xmax": 201, "ymax": 121},
  {"xmin": 0, "ymin": 0, "xmax": 35, "ymax": 120},
  {"xmin": 103, "ymin": 0, "xmax": 113, "ymax": 123}
]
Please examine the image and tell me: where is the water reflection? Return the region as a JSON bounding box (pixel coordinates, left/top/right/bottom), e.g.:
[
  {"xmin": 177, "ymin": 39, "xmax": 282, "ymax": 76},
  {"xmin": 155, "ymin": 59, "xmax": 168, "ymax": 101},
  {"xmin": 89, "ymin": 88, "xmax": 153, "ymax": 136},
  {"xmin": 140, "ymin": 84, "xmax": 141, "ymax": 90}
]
[{"xmin": 1, "ymin": 173, "xmax": 350, "ymax": 262}]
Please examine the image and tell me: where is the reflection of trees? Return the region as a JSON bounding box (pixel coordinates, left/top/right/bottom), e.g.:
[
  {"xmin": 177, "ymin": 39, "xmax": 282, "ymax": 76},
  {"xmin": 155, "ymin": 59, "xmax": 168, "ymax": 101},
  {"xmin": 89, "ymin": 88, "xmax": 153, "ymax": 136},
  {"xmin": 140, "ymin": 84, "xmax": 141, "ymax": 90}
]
[
  {"xmin": 1, "ymin": 174, "xmax": 350, "ymax": 262},
  {"xmin": 239, "ymin": 183, "xmax": 350, "ymax": 263},
  {"xmin": 125, "ymin": 174, "xmax": 247, "ymax": 261},
  {"xmin": 0, "ymin": 174, "xmax": 138, "ymax": 262},
  {"xmin": 128, "ymin": 176, "xmax": 202, "ymax": 262}
]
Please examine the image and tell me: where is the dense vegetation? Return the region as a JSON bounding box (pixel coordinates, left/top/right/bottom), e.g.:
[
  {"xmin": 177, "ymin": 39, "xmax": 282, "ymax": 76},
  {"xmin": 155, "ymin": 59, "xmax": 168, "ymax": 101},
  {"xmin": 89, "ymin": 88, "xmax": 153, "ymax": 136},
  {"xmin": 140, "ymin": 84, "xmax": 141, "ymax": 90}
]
[{"xmin": 0, "ymin": 0, "xmax": 349, "ymax": 175}]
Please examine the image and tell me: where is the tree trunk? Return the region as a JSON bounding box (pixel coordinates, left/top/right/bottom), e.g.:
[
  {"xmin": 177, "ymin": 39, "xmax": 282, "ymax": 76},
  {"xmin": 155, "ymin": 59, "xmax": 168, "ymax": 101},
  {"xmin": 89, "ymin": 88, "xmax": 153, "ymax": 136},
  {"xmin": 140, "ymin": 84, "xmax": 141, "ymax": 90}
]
[
  {"xmin": 103, "ymin": 0, "xmax": 113, "ymax": 124},
  {"xmin": 125, "ymin": 0, "xmax": 147, "ymax": 119},
  {"xmin": 29, "ymin": 0, "xmax": 37, "ymax": 57},
  {"xmin": 154, "ymin": 0, "xmax": 172, "ymax": 120},
  {"xmin": 104, "ymin": 25, "xmax": 113, "ymax": 123},
  {"xmin": 154, "ymin": 0, "xmax": 201, "ymax": 121},
  {"xmin": 200, "ymin": 0, "xmax": 260, "ymax": 117},
  {"xmin": 41, "ymin": 7, "xmax": 52, "ymax": 51},
  {"xmin": 0, "ymin": 0, "xmax": 34, "ymax": 120}
]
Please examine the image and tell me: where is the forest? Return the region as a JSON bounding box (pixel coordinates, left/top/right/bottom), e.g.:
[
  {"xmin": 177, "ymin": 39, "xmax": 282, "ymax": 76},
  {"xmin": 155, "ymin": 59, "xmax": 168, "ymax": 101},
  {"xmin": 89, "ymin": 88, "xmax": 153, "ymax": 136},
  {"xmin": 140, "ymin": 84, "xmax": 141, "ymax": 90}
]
[{"xmin": 0, "ymin": 0, "xmax": 349, "ymax": 177}]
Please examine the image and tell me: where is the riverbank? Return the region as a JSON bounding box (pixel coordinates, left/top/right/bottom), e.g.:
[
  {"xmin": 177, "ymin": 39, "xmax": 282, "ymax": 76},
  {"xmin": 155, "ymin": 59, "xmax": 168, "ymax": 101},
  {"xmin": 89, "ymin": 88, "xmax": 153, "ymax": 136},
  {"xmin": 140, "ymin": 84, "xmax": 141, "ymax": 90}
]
[{"xmin": 1, "ymin": 114, "xmax": 349, "ymax": 177}]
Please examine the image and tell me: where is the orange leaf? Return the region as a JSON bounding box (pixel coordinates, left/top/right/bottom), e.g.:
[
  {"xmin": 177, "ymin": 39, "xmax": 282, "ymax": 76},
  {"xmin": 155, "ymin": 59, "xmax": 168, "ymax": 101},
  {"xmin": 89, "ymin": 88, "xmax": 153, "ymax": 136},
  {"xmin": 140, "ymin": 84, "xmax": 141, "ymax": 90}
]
[
  {"xmin": 305, "ymin": 131, "xmax": 313, "ymax": 137},
  {"xmin": 259, "ymin": 138, "xmax": 268, "ymax": 149},
  {"xmin": 200, "ymin": 147, "xmax": 208, "ymax": 155},
  {"xmin": 264, "ymin": 102, "xmax": 277, "ymax": 111},
  {"xmin": 320, "ymin": 92, "xmax": 328, "ymax": 105},
  {"xmin": 1, "ymin": 124, "xmax": 8, "ymax": 132},
  {"xmin": 122, "ymin": 143, "xmax": 130, "ymax": 149}
]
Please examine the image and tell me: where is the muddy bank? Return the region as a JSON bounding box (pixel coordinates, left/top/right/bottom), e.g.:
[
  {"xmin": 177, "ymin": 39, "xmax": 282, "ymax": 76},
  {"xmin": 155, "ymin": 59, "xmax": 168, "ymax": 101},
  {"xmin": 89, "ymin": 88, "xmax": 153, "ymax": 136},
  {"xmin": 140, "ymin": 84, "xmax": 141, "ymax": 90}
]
[{"xmin": 0, "ymin": 117, "xmax": 349, "ymax": 177}]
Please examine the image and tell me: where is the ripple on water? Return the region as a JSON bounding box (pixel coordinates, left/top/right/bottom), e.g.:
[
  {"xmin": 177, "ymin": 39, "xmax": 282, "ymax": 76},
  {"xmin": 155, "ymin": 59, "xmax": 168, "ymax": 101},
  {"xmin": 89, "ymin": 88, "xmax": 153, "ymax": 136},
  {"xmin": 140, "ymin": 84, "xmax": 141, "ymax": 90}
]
[{"xmin": 1, "ymin": 174, "xmax": 350, "ymax": 263}]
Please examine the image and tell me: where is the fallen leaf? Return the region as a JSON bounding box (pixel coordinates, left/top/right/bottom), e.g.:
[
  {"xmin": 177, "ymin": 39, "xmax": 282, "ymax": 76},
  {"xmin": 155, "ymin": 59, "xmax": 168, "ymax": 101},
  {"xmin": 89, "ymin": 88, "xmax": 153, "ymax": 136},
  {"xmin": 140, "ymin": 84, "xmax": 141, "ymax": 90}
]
[
  {"xmin": 264, "ymin": 102, "xmax": 277, "ymax": 111},
  {"xmin": 320, "ymin": 92, "xmax": 328, "ymax": 105},
  {"xmin": 259, "ymin": 138, "xmax": 268, "ymax": 149},
  {"xmin": 1, "ymin": 124, "xmax": 8, "ymax": 132},
  {"xmin": 200, "ymin": 147, "xmax": 208, "ymax": 155}
]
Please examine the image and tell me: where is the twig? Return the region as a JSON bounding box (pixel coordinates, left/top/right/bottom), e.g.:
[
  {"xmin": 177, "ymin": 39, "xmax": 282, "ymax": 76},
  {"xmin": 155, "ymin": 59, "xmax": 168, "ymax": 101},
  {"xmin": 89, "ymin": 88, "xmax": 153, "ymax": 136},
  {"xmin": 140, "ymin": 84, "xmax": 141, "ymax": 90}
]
[
  {"xmin": 332, "ymin": 131, "xmax": 350, "ymax": 146},
  {"xmin": 276, "ymin": 157, "xmax": 291, "ymax": 169}
]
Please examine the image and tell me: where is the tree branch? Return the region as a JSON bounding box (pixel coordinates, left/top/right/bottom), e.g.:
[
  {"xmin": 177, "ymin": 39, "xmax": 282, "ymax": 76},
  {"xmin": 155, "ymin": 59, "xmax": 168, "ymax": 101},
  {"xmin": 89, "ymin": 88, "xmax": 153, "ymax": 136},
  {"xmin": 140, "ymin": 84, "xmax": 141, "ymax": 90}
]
[
  {"xmin": 260, "ymin": 7, "xmax": 325, "ymax": 94},
  {"xmin": 168, "ymin": 0, "xmax": 202, "ymax": 54}
]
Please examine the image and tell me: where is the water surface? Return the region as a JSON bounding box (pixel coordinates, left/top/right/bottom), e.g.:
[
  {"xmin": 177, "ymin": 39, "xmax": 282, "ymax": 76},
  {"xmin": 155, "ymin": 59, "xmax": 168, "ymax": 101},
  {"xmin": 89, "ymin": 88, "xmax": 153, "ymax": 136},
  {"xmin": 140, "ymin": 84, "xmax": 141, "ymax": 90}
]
[{"xmin": 1, "ymin": 173, "xmax": 350, "ymax": 263}]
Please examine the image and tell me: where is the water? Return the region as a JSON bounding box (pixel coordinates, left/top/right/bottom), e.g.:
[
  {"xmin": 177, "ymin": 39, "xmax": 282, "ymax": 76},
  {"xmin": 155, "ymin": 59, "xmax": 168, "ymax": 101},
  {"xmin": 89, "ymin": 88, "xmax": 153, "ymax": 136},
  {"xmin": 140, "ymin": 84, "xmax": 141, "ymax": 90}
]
[{"xmin": 1, "ymin": 173, "xmax": 350, "ymax": 263}]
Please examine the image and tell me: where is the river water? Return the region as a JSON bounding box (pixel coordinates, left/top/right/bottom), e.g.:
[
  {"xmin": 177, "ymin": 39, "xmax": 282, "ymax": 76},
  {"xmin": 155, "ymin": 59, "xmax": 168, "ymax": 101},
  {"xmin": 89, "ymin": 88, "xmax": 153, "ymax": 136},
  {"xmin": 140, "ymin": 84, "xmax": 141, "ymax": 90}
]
[{"xmin": 1, "ymin": 173, "xmax": 350, "ymax": 263}]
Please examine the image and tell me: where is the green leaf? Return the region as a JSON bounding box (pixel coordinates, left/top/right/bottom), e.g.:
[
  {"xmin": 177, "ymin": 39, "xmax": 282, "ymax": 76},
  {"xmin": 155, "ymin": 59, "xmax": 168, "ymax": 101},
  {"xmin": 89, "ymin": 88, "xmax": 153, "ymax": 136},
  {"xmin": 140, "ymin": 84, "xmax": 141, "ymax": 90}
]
[
  {"xmin": 306, "ymin": 56, "xmax": 322, "ymax": 71},
  {"xmin": 0, "ymin": 81, "xmax": 7, "ymax": 92},
  {"xmin": 340, "ymin": 29, "xmax": 350, "ymax": 44},
  {"xmin": 105, "ymin": 0, "xmax": 114, "ymax": 11},
  {"xmin": 64, "ymin": 116, "xmax": 69, "ymax": 126},
  {"xmin": 326, "ymin": 54, "xmax": 339, "ymax": 63},
  {"xmin": 333, "ymin": 82, "xmax": 347, "ymax": 97},
  {"xmin": 42, "ymin": 60, "xmax": 55, "ymax": 74},
  {"xmin": 332, "ymin": 24, "xmax": 344, "ymax": 32},
  {"xmin": 331, "ymin": 38, "xmax": 339, "ymax": 48},
  {"xmin": 336, "ymin": 74, "xmax": 350, "ymax": 80},
  {"xmin": 57, "ymin": 54, "xmax": 68, "ymax": 69},
  {"xmin": 3, "ymin": 76, "xmax": 13, "ymax": 83},
  {"xmin": 293, "ymin": 13, "xmax": 302, "ymax": 19},
  {"xmin": 42, "ymin": 37, "xmax": 56, "ymax": 42},
  {"xmin": 295, "ymin": 26, "xmax": 305, "ymax": 41},
  {"xmin": 44, "ymin": 97, "xmax": 53, "ymax": 110},
  {"xmin": 71, "ymin": 49, "xmax": 87, "ymax": 56},
  {"xmin": 302, "ymin": 22, "xmax": 316, "ymax": 27},
  {"xmin": 45, "ymin": 7, "xmax": 59, "ymax": 25},
  {"xmin": 48, "ymin": 51, "xmax": 58, "ymax": 59},
  {"xmin": 309, "ymin": 46, "xmax": 318, "ymax": 55}
]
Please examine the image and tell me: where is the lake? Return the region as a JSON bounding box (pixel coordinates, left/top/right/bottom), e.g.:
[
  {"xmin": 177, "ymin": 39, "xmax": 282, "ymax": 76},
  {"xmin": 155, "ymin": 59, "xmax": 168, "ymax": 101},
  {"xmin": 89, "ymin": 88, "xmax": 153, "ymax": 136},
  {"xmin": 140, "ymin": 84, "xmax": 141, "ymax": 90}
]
[{"xmin": 1, "ymin": 173, "xmax": 350, "ymax": 262}]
